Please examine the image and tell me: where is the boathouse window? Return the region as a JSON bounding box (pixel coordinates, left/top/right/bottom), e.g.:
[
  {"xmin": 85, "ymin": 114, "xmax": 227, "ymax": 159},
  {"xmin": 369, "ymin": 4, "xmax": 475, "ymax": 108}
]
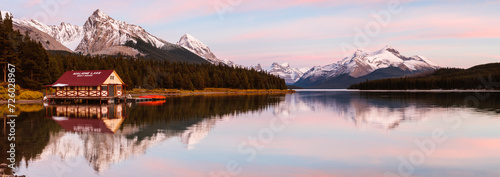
[
  {"xmin": 70, "ymin": 86, "xmax": 75, "ymax": 90},
  {"xmin": 110, "ymin": 76, "xmax": 114, "ymax": 80},
  {"xmin": 91, "ymin": 86, "xmax": 97, "ymax": 90},
  {"xmin": 101, "ymin": 86, "xmax": 108, "ymax": 91},
  {"xmin": 117, "ymin": 86, "xmax": 122, "ymax": 90}
]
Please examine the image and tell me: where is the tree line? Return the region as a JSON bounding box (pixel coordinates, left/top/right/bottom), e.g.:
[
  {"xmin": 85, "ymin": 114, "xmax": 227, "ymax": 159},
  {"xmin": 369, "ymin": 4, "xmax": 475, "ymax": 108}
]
[
  {"xmin": 350, "ymin": 63, "xmax": 500, "ymax": 90},
  {"xmin": 0, "ymin": 13, "xmax": 287, "ymax": 90},
  {"xmin": 1, "ymin": 12, "xmax": 51, "ymax": 89}
]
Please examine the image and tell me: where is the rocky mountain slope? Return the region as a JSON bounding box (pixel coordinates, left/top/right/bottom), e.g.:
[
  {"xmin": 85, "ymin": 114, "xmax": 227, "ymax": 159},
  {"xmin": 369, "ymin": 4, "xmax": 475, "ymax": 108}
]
[
  {"xmin": 295, "ymin": 46, "xmax": 439, "ymax": 88},
  {"xmin": 76, "ymin": 9, "xmax": 178, "ymax": 55},
  {"xmin": 177, "ymin": 34, "xmax": 235, "ymax": 66},
  {"xmin": 6, "ymin": 9, "xmax": 208, "ymax": 63},
  {"xmin": 266, "ymin": 63, "xmax": 310, "ymax": 84}
]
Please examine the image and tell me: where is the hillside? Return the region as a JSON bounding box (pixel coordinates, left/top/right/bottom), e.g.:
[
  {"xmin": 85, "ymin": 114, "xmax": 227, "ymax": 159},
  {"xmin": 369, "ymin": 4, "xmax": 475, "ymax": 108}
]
[
  {"xmin": 294, "ymin": 46, "xmax": 438, "ymax": 88},
  {"xmin": 350, "ymin": 63, "xmax": 500, "ymax": 90}
]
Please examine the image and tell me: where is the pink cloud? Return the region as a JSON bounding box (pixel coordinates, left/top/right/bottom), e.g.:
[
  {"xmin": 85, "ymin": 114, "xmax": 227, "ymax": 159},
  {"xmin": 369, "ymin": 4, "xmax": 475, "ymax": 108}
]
[
  {"xmin": 132, "ymin": 0, "xmax": 213, "ymax": 24},
  {"xmin": 228, "ymin": 16, "xmax": 363, "ymax": 42},
  {"xmin": 234, "ymin": 0, "xmax": 390, "ymax": 13},
  {"xmin": 381, "ymin": 9, "xmax": 500, "ymax": 40}
]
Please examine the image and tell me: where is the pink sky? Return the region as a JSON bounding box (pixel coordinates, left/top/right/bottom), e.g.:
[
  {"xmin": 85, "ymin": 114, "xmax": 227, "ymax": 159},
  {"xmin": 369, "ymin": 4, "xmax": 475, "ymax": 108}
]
[{"xmin": 4, "ymin": 0, "xmax": 500, "ymax": 68}]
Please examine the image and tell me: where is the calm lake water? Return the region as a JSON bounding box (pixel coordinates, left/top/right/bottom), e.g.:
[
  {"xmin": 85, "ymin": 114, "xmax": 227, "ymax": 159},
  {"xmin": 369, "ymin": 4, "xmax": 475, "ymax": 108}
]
[{"xmin": 2, "ymin": 90, "xmax": 500, "ymax": 177}]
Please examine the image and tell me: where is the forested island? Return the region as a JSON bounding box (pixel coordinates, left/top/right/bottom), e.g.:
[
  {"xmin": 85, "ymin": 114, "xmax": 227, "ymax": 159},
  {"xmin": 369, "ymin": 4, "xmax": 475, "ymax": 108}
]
[{"xmin": 350, "ymin": 63, "xmax": 500, "ymax": 90}]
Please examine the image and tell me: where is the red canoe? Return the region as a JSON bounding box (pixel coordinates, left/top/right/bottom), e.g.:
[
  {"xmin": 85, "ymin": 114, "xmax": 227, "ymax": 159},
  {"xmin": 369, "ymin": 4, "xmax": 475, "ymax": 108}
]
[{"xmin": 139, "ymin": 100, "xmax": 166, "ymax": 106}]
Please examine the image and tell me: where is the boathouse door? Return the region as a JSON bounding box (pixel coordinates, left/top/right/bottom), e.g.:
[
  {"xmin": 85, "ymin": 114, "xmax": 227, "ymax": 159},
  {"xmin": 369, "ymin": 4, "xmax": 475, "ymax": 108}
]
[{"xmin": 109, "ymin": 86, "xmax": 115, "ymax": 96}]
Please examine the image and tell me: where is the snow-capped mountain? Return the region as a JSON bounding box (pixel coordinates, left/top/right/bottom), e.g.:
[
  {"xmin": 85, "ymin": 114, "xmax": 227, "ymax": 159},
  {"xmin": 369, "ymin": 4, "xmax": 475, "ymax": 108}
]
[
  {"xmin": 7, "ymin": 9, "xmax": 207, "ymax": 63},
  {"xmin": 252, "ymin": 63, "xmax": 310, "ymax": 84},
  {"xmin": 250, "ymin": 64, "xmax": 263, "ymax": 72},
  {"xmin": 268, "ymin": 62, "xmax": 310, "ymax": 84},
  {"xmin": 2, "ymin": 10, "xmax": 73, "ymax": 51},
  {"xmin": 296, "ymin": 46, "xmax": 439, "ymax": 88},
  {"xmin": 13, "ymin": 20, "xmax": 83, "ymax": 50},
  {"xmin": 76, "ymin": 9, "xmax": 178, "ymax": 55},
  {"xmin": 1, "ymin": 11, "xmax": 12, "ymax": 20},
  {"xmin": 177, "ymin": 34, "xmax": 236, "ymax": 66}
]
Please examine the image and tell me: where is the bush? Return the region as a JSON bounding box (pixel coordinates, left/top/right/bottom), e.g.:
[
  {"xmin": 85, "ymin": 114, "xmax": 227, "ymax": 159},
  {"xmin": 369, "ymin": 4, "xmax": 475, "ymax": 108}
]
[{"xmin": 18, "ymin": 91, "xmax": 44, "ymax": 100}]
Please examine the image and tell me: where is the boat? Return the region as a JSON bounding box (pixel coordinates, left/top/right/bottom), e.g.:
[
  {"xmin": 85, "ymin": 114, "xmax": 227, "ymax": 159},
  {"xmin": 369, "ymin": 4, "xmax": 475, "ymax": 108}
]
[{"xmin": 139, "ymin": 100, "xmax": 166, "ymax": 106}]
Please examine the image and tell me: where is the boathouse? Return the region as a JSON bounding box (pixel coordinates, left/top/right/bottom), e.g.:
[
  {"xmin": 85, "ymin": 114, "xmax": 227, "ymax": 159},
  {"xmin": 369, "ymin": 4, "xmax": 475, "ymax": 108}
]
[{"xmin": 45, "ymin": 70, "xmax": 126, "ymax": 103}]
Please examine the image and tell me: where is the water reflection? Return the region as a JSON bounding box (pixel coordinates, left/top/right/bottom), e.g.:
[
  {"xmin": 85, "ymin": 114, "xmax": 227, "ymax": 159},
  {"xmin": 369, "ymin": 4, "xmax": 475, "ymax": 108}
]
[
  {"xmin": 1, "ymin": 94, "xmax": 285, "ymax": 174},
  {"xmin": 46, "ymin": 104, "xmax": 126, "ymax": 133},
  {"xmin": 1, "ymin": 91, "xmax": 499, "ymax": 176},
  {"xmin": 276, "ymin": 91, "xmax": 500, "ymax": 130}
]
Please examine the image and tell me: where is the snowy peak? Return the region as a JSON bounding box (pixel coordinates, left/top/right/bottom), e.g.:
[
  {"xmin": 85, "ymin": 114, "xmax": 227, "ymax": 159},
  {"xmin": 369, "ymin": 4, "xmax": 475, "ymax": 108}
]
[
  {"xmin": 76, "ymin": 9, "xmax": 172, "ymax": 55},
  {"xmin": 297, "ymin": 46, "xmax": 439, "ymax": 87},
  {"xmin": 281, "ymin": 62, "xmax": 290, "ymax": 68},
  {"xmin": 250, "ymin": 64, "xmax": 263, "ymax": 71},
  {"xmin": 8, "ymin": 11, "xmax": 84, "ymax": 51},
  {"xmin": 91, "ymin": 9, "xmax": 109, "ymax": 19},
  {"xmin": 50, "ymin": 22, "xmax": 84, "ymax": 50},
  {"xmin": 177, "ymin": 34, "xmax": 212, "ymax": 57},
  {"xmin": 177, "ymin": 34, "xmax": 236, "ymax": 66},
  {"xmin": 339, "ymin": 46, "xmax": 439, "ymax": 77},
  {"xmin": 0, "ymin": 11, "xmax": 13, "ymax": 20},
  {"xmin": 263, "ymin": 62, "xmax": 310, "ymax": 84}
]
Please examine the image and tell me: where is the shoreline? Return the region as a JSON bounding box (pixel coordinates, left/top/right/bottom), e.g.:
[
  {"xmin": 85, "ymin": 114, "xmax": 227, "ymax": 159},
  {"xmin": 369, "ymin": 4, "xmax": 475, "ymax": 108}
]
[
  {"xmin": 129, "ymin": 89, "xmax": 295, "ymax": 97},
  {"xmin": 0, "ymin": 89, "xmax": 295, "ymax": 104},
  {"xmin": 0, "ymin": 100, "xmax": 44, "ymax": 104}
]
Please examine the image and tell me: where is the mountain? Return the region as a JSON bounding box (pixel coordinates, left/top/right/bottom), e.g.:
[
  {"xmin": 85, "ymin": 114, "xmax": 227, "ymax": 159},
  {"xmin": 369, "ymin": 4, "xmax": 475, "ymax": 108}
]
[
  {"xmin": 12, "ymin": 23, "xmax": 73, "ymax": 52},
  {"xmin": 2, "ymin": 10, "xmax": 72, "ymax": 52},
  {"xmin": 1, "ymin": 10, "xmax": 12, "ymax": 20},
  {"xmin": 6, "ymin": 9, "xmax": 208, "ymax": 64},
  {"xmin": 295, "ymin": 46, "xmax": 439, "ymax": 88},
  {"xmin": 250, "ymin": 64, "xmax": 263, "ymax": 71},
  {"xmin": 13, "ymin": 20, "xmax": 83, "ymax": 51},
  {"xmin": 250, "ymin": 63, "xmax": 310, "ymax": 84},
  {"xmin": 177, "ymin": 34, "xmax": 235, "ymax": 66},
  {"xmin": 77, "ymin": 9, "xmax": 177, "ymax": 55},
  {"xmin": 266, "ymin": 63, "xmax": 310, "ymax": 84}
]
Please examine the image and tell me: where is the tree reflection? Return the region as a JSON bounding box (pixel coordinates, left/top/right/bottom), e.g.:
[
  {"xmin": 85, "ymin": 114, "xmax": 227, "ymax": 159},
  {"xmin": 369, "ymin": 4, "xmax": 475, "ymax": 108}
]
[{"xmin": 0, "ymin": 94, "xmax": 286, "ymax": 173}]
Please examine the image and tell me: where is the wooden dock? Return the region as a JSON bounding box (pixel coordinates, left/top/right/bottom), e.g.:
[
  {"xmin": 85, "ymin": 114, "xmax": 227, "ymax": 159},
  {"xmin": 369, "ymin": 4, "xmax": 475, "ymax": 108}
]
[{"xmin": 127, "ymin": 97, "xmax": 167, "ymax": 103}]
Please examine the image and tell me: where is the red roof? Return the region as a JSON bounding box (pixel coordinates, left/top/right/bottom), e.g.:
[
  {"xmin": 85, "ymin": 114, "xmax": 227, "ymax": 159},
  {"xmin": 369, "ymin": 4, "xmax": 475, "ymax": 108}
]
[
  {"xmin": 47, "ymin": 70, "xmax": 115, "ymax": 87},
  {"xmin": 52, "ymin": 118, "xmax": 115, "ymax": 134}
]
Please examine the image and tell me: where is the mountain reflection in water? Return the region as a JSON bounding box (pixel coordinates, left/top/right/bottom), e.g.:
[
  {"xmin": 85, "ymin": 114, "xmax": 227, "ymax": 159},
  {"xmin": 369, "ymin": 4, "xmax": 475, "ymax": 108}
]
[{"xmin": 1, "ymin": 91, "xmax": 499, "ymax": 176}]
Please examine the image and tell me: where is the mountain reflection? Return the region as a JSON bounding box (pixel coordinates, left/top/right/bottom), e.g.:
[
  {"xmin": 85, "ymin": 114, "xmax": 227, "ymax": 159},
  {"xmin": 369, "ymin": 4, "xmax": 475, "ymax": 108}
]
[
  {"xmin": 1, "ymin": 94, "xmax": 285, "ymax": 173},
  {"xmin": 2, "ymin": 91, "xmax": 499, "ymax": 174},
  {"xmin": 277, "ymin": 91, "xmax": 500, "ymax": 130}
]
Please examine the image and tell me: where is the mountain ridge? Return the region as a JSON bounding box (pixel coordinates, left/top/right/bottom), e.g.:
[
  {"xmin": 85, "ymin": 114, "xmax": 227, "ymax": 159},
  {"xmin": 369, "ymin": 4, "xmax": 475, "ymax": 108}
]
[
  {"xmin": 295, "ymin": 46, "xmax": 439, "ymax": 88},
  {"xmin": 177, "ymin": 33, "xmax": 235, "ymax": 66}
]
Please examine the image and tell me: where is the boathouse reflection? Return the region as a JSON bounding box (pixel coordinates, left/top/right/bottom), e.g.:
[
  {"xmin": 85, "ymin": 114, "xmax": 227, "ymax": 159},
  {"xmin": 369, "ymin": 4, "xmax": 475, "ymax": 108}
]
[{"xmin": 45, "ymin": 104, "xmax": 126, "ymax": 133}]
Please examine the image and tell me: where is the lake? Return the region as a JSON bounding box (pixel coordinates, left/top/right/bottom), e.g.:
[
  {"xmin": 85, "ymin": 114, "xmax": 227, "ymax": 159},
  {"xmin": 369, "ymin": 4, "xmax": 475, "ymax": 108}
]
[{"xmin": 1, "ymin": 90, "xmax": 500, "ymax": 177}]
